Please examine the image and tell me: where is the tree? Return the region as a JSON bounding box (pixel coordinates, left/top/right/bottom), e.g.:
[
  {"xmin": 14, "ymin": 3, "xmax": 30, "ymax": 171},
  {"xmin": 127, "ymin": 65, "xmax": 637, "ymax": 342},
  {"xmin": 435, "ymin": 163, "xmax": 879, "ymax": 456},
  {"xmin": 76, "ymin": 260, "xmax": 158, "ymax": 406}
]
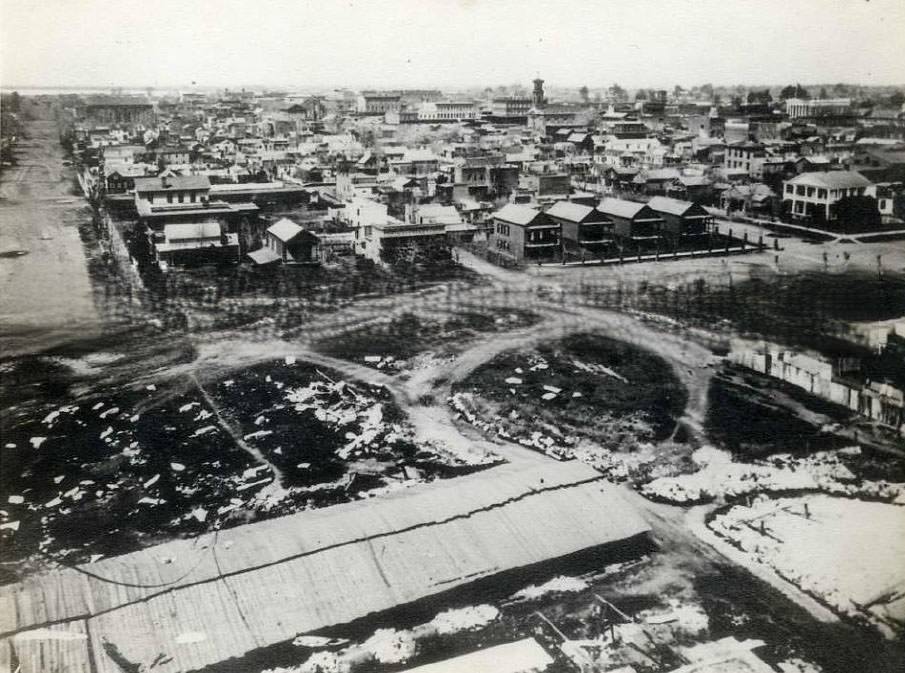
[
  {"xmin": 888, "ymin": 90, "xmax": 905, "ymax": 107},
  {"xmin": 780, "ymin": 85, "xmax": 798, "ymax": 100},
  {"xmin": 747, "ymin": 89, "xmax": 773, "ymax": 105},
  {"xmin": 579, "ymin": 86, "xmax": 589, "ymax": 104},
  {"xmin": 609, "ymin": 83, "xmax": 626, "ymax": 101},
  {"xmin": 819, "ymin": 87, "xmax": 828, "ymax": 99},
  {"xmin": 835, "ymin": 195, "xmax": 880, "ymax": 233},
  {"xmin": 700, "ymin": 83, "xmax": 714, "ymax": 98},
  {"xmin": 635, "ymin": 89, "xmax": 648, "ymax": 101}
]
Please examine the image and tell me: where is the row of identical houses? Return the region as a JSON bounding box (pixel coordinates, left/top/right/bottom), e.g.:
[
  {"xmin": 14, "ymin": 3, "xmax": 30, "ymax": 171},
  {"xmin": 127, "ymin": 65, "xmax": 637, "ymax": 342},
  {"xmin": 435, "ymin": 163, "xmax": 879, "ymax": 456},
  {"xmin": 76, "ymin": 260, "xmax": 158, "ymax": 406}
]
[{"xmin": 490, "ymin": 196, "xmax": 714, "ymax": 263}]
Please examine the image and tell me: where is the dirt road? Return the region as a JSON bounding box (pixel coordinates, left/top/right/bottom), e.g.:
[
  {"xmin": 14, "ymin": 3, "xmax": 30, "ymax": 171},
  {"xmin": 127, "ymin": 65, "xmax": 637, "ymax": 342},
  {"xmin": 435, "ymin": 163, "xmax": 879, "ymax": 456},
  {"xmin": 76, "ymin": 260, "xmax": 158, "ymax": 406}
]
[{"xmin": 0, "ymin": 120, "xmax": 100, "ymax": 356}]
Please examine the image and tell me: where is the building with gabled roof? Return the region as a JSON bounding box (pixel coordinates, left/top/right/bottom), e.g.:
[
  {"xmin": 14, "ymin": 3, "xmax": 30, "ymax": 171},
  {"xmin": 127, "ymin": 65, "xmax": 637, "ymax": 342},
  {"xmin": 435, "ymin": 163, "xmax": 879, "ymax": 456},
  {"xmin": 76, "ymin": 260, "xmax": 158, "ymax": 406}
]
[
  {"xmin": 597, "ymin": 197, "xmax": 664, "ymax": 248},
  {"xmin": 647, "ymin": 196, "xmax": 713, "ymax": 244},
  {"xmin": 491, "ymin": 204, "xmax": 560, "ymax": 262},
  {"xmin": 546, "ymin": 200, "xmax": 614, "ymax": 257},
  {"xmin": 247, "ymin": 218, "xmax": 320, "ymax": 265},
  {"xmin": 782, "ymin": 170, "xmax": 874, "ymax": 222}
]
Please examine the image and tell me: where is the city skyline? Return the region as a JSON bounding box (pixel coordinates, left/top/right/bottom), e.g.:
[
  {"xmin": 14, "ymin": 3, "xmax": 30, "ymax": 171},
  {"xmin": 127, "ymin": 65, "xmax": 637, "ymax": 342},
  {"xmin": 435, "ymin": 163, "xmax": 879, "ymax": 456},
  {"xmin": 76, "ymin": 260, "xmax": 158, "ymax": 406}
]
[{"xmin": 2, "ymin": 0, "xmax": 905, "ymax": 91}]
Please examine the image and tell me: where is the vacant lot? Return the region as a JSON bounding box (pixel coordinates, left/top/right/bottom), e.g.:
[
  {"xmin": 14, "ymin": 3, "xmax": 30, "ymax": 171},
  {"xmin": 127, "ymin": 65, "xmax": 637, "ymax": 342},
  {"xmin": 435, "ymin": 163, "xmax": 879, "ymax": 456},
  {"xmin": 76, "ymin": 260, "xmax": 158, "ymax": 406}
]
[
  {"xmin": 706, "ymin": 366, "xmax": 854, "ymax": 459},
  {"xmin": 450, "ymin": 334, "xmax": 689, "ymax": 481},
  {"xmin": 710, "ymin": 494, "xmax": 905, "ymax": 638},
  {"xmin": 0, "ymin": 356, "xmax": 493, "ymax": 579},
  {"xmin": 313, "ymin": 308, "xmax": 540, "ymax": 368}
]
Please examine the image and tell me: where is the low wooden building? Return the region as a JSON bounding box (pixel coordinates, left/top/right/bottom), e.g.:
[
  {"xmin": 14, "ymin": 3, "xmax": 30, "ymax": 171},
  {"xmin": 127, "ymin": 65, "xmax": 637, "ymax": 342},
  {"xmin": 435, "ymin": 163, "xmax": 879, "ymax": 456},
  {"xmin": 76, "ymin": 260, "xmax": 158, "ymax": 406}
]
[{"xmin": 247, "ymin": 218, "xmax": 320, "ymax": 265}]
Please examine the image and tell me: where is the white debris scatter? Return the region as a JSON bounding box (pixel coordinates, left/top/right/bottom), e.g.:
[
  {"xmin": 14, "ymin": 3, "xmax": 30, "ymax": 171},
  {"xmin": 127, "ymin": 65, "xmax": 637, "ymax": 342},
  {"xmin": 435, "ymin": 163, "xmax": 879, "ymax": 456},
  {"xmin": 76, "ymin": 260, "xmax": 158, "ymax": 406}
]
[
  {"xmin": 145, "ymin": 384, "xmax": 156, "ymax": 391},
  {"xmin": 571, "ymin": 358, "xmax": 629, "ymax": 383},
  {"xmin": 285, "ymin": 378, "xmax": 426, "ymax": 463},
  {"xmin": 30, "ymin": 437, "xmax": 47, "ymax": 449},
  {"xmin": 99, "ymin": 427, "xmax": 113, "ymax": 440},
  {"xmin": 505, "ymin": 377, "xmax": 523, "ymax": 385},
  {"xmin": 42, "ymin": 410, "xmax": 61, "ymax": 425},
  {"xmin": 138, "ymin": 497, "xmax": 164, "ymax": 506},
  {"xmin": 778, "ymin": 658, "xmax": 823, "ymax": 673},
  {"xmin": 179, "ymin": 402, "xmax": 200, "ymax": 413},
  {"xmin": 0, "ymin": 521, "xmax": 20, "ymax": 532},
  {"xmin": 427, "ymin": 605, "xmax": 499, "ymax": 635},
  {"xmin": 541, "ymin": 392, "xmax": 557, "ymax": 401},
  {"xmin": 296, "ymin": 651, "xmax": 347, "ymax": 673},
  {"xmin": 192, "ymin": 425, "xmax": 217, "ymax": 437},
  {"xmin": 175, "ymin": 631, "xmax": 207, "ymax": 644},
  {"xmin": 292, "ymin": 635, "xmax": 345, "ymax": 649},
  {"xmin": 4, "ymin": 443, "xmax": 15, "ymax": 449},
  {"xmin": 223, "ymin": 380, "xmax": 234, "ymax": 387},
  {"xmin": 361, "ymin": 628, "xmax": 416, "ymax": 664},
  {"xmin": 143, "ymin": 474, "xmax": 160, "ymax": 488},
  {"xmin": 363, "ymin": 355, "xmax": 382, "ymax": 363},
  {"xmin": 244, "ymin": 430, "xmax": 273, "ymax": 440},
  {"xmin": 641, "ymin": 600, "xmax": 709, "ymax": 636},
  {"xmin": 711, "ymin": 494, "xmax": 905, "ymax": 637},
  {"xmin": 44, "ymin": 496, "xmax": 62, "ymax": 508},
  {"xmin": 91, "ymin": 402, "xmax": 104, "ymax": 411},
  {"xmin": 53, "ymin": 475, "xmax": 65, "ymax": 484},
  {"xmin": 98, "ymin": 407, "xmax": 119, "ymax": 419},
  {"xmin": 513, "ymin": 575, "xmax": 589, "ymax": 600},
  {"xmin": 642, "ymin": 446, "xmax": 905, "ymax": 505},
  {"xmin": 191, "ymin": 507, "xmax": 208, "ymax": 523},
  {"xmin": 11, "ymin": 628, "xmax": 87, "ymax": 642},
  {"xmin": 542, "ymin": 385, "xmax": 562, "ymax": 394},
  {"xmin": 285, "ymin": 355, "xmax": 297, "ymax": 365},
  {"xmin": 7, "ymin": 495, "xmax": 24, "ymax": 505},
  {"xmin": 572, "ymin": 391, "xmax": 583, "ymax": 398},
  {"xmin": 130, "ymin": 414, "xmax": 140, "ymax": 423},
  {"xmin": 170, "ymin": 462, "xmax": 185, "ymax": 472}
]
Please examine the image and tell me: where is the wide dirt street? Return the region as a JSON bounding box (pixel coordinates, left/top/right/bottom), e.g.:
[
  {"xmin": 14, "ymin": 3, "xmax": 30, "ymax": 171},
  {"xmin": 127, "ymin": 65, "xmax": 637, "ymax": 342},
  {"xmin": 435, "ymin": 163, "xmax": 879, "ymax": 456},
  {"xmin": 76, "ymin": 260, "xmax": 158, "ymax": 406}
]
[{"xmin": 0, "ymin": 119, "xmax": 99, "ymax": 356}]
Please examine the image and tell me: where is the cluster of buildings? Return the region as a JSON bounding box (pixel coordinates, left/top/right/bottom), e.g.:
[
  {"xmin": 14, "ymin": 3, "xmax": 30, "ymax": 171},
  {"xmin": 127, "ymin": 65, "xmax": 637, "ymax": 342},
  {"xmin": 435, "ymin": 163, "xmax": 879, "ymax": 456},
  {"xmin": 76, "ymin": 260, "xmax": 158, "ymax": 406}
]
[{"xmin": 63, "ymin": 79, "xmax": 904, "ymax": 270}]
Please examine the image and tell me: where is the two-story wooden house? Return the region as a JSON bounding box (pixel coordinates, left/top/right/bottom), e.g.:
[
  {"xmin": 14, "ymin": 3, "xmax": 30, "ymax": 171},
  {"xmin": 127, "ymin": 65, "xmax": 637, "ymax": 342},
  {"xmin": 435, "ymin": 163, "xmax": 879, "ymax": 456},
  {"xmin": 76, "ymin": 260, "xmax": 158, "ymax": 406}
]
[{"xmin": 489, "ymin": 204, "xmax": 560, "ymax": 263}]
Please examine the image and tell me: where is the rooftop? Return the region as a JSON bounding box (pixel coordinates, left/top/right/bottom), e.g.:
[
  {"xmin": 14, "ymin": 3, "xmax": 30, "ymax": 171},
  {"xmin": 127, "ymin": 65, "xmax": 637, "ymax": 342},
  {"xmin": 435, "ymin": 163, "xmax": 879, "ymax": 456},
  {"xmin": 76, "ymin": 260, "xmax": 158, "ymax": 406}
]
[
  {"xmin": 267, "ymin": 217, "xmax": 304, "ymax": 242},
  {"xmin": 597, "ymin": 197, "xmax": 653, "ymax": 220},
  {"xmin": 133, "ymin": 175, "xmax": 211, "ymax": 192},
  {"xmin": 786, "ymin": 171, "xmax": 872, "ymax": 189},
  {"xmin": 0, "ymin": 462, "xmax": 646, "ymax": 673},
  {"xmin": 494, "ymin": 203, "xmax": 544, "ymax": 226}
]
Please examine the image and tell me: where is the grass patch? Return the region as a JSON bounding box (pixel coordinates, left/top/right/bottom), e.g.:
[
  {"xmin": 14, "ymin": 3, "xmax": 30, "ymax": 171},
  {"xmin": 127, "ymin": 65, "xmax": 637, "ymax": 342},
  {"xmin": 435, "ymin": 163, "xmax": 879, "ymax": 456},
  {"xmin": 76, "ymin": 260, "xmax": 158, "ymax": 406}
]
[
  {"xmin": 314, "ymin": 309, "xmax": 540, "ymax": 365},
  {"xmin": 453, "ymin": 333, "xmax": 687, "ymax": 453}
]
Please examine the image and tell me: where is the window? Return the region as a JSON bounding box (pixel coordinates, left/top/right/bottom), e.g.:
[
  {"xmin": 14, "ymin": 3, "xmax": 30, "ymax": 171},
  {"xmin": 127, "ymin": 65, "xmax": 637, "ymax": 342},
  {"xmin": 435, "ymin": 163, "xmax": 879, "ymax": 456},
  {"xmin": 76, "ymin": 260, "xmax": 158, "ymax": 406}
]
[
  {"xmin": 817, "ymin": 189, "xmax": 827, "ymax": 199},
  {"xmin": 796, "ymin": 185, "xmax": 805, "ymax": 196},
  {"xmin": 806, "ymin": 187, "xmax": 815, "ymax": 197},
  {"xmin": 167, "ymin": 193, "xmax": 173, "ymax": 203},
  {"xmin": 178, "ymin": 193, "xmax": 184, "ymax": 203},
  {"xmin": 785, "ymin": 184, "xmax": 793, "ymax": 194}
]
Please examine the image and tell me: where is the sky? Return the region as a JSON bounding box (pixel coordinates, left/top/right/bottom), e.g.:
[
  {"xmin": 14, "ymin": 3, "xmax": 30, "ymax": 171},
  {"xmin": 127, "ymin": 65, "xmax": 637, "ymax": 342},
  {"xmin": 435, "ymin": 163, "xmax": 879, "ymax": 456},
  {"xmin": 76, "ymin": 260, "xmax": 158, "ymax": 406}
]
[{"xmin": 2, "ymin": 0, "xmax": 904, "ymax": 91}]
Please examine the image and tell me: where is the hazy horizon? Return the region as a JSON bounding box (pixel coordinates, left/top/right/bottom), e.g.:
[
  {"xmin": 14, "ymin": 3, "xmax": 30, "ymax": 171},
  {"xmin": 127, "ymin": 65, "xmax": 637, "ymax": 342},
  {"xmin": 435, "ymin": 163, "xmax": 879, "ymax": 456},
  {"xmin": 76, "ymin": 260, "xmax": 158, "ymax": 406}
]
[{"xmin": 2, "ymin": 0, "xmax": 905, "ymax": 91}]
